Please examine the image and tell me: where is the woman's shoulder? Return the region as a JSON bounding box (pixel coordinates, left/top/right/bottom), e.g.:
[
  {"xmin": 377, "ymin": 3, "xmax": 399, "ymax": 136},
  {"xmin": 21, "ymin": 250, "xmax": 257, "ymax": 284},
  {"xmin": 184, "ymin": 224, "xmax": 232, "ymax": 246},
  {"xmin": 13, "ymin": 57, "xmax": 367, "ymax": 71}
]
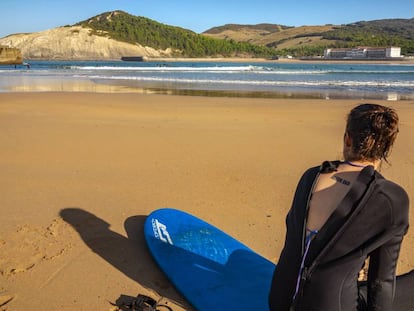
[
  {"xmin": 297, "ymin": 165, "xmax": 320, "ymax": 186},
  {"xmin": 375, "ymin": 172, "xmax": 409, "ymax": 200},
  {"xmin": 374, "ymin": 174, "xmax": 409, "ymax": 225}
]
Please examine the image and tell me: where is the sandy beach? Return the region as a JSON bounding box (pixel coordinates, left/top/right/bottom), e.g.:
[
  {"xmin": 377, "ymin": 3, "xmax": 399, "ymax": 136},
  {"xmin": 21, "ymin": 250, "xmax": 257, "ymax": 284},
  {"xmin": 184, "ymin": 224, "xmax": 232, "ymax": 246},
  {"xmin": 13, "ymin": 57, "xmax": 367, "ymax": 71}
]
[{"xmin": 1, "ymin": 92, "xmax": 413, "ymax": 310}]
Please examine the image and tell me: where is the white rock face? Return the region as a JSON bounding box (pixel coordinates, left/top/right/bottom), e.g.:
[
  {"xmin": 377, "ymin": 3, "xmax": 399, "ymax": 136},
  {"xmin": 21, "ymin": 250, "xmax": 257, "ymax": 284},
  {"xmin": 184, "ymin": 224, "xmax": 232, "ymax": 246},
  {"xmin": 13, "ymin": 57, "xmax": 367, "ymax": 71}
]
[{"xmin": 0, "ymin": 26, "xmax": 173, "ymax": 60}]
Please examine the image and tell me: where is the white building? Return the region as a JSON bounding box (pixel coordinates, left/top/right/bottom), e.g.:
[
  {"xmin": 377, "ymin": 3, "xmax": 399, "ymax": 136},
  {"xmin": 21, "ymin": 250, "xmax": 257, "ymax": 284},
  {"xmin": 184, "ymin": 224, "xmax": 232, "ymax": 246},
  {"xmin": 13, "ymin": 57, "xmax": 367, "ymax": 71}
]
[
  {"xmin": 324, "ymin": 47, "xmax": 401, "ymax": 59},
  {"xmin": 386, "ymin": 47, "xmax": 401, "ymax": 58}
]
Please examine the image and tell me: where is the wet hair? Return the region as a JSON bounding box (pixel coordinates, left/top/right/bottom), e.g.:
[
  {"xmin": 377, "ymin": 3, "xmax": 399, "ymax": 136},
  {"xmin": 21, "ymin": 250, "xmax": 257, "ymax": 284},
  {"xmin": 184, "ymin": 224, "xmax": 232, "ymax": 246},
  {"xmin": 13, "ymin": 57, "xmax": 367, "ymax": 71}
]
[{"xmin": 345, "ymin": 103, "xmax": 399, "ymax": 162}]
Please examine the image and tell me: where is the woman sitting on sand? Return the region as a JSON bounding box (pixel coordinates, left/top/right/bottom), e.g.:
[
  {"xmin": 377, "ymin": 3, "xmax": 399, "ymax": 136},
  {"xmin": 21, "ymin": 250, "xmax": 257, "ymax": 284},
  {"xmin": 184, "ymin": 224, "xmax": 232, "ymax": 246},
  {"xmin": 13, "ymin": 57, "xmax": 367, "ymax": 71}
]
[{"xmin": 269, "ymin": 103, "xmax": 411, "ymax": 310}]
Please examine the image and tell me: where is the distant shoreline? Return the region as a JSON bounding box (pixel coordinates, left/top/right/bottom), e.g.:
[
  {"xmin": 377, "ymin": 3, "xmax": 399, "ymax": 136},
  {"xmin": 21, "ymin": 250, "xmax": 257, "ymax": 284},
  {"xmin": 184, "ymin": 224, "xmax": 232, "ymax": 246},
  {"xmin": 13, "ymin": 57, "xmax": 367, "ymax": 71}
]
[
  {"xmin": 146, "ymin": 57, "xmax": 414, "ymax": 65},
  {"xmin": 17, "ymin": 57, "xmax": 414, "ymax": 65}
]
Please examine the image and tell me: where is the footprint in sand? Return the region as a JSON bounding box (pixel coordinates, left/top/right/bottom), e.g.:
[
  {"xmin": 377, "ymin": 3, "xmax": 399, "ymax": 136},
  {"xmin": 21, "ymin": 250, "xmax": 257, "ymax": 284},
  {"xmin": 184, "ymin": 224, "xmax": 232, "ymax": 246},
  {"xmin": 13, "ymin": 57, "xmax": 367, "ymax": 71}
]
[
  {"xmin": 0, "ymin": 218, "xmax": 73, "ymax": 277},
  {"xmin": 0, "ymin": 293, "xmax": 14, "ymax": 308}
]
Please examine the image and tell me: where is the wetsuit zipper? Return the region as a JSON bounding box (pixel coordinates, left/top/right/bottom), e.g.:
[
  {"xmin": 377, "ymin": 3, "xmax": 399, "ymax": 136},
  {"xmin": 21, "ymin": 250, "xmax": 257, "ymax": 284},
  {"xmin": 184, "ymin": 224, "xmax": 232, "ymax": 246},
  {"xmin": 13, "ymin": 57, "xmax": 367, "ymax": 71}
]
[
  {"xmin": 291, "ymin": 171, "xmax": 320, "ymax": 308},
  {"xmin": 301, "ymin": 171, "xmax": 320, "ymax": 254}
]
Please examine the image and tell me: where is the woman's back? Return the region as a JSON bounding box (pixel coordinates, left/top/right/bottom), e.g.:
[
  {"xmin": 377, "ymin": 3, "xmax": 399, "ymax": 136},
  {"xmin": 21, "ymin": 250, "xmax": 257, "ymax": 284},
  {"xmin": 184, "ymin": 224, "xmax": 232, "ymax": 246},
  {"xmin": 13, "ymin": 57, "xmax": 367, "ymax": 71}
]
[{"xmin": 307, "ymin": 163, "xmax": 366, "ymax": 233}]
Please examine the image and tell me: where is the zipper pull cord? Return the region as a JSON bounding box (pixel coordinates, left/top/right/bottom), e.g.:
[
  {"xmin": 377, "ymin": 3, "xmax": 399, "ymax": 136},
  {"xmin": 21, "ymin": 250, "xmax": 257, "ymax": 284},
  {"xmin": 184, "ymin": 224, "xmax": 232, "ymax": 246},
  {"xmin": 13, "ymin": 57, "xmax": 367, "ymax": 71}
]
[{"xmin": 293, "ymin": 230, "xmax": 318, "ymax": 301}]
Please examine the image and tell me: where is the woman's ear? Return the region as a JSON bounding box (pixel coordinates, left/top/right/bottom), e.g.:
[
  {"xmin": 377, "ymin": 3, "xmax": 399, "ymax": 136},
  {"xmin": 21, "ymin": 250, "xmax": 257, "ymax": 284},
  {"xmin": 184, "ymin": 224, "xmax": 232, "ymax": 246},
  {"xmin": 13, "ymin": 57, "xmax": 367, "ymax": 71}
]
[{"xmin": 344, "ymin": 132, "xmax": 352, "ymax": 147}]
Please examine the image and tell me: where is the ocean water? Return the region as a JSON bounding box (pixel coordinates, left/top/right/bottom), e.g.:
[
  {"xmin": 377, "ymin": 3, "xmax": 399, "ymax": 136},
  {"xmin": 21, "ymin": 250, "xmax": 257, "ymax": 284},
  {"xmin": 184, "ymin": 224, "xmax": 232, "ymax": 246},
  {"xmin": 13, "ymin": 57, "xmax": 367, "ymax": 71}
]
[{"xmin": 1, "ymin": 60, "xmax": 414, "ymax": 100}]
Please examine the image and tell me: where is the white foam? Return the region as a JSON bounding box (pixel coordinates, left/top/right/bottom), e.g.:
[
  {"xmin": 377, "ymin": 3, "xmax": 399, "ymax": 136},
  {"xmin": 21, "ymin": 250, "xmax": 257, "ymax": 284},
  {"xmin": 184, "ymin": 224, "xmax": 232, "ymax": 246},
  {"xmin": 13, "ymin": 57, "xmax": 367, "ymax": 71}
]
[{"xmin": 84, "ymin": 74, "xmax": 414, "ymax": 88}]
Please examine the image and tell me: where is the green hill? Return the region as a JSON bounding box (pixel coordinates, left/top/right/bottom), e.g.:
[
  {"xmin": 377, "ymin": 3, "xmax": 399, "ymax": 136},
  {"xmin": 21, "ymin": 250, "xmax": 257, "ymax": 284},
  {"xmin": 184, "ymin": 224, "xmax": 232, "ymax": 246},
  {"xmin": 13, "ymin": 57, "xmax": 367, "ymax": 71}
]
[
  {"xmin": 75, "ymin": 11, "xmax": 414, "ymax": 58},
  {"xmin": 321, "ymin": 19, "xmax": 414, "ymax": 54},
  {"xmin": 75, "ymin": 11, "xmax": 277, "ymax": 58},
  {"xmin": 204, "ymin": 19, "xmax": 414, "ymax": 57}
]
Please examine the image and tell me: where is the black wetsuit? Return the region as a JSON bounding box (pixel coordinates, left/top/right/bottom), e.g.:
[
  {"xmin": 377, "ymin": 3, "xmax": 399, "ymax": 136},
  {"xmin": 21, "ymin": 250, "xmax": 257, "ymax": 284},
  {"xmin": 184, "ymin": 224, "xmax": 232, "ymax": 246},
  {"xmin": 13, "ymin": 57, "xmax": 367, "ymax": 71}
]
[{"xmin": 269, "ymin": 162, "xmax": 410, "ymax": 311}]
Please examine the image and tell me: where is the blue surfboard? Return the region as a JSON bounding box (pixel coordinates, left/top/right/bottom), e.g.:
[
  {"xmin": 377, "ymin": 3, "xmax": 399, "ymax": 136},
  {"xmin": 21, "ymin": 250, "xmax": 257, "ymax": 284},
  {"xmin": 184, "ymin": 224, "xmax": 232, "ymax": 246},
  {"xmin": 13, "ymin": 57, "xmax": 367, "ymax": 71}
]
[{"xmin": 144, "ymin": 208, "xmax": 275, "ymax": 311}]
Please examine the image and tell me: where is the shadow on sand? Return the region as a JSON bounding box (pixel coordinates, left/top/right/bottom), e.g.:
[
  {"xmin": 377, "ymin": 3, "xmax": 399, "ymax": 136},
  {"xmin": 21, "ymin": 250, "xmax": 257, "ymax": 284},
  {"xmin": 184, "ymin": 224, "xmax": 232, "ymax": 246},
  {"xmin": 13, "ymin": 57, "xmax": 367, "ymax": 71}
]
[
  {"xmin": 59, "ymin": 207, "xmax": 414, "ymax": 311},
  {"xmin": 59, "ymin": 207, "xmax": 190, "ymax": 309}
]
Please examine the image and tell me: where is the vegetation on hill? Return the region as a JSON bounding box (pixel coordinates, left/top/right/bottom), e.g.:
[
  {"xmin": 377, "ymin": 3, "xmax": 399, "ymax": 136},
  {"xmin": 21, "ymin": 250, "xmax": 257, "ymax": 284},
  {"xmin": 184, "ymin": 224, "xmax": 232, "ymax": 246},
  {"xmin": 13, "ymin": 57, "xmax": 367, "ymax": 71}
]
[
  {"xmin": 205, "ymin": 23, "xmax": 292, "ymax": 35},
  {"xmin": 321, "ymin": 19, "xmax": 414, "ymax": 55},
  {"xmin": 76, "ymin": 11, "xmax": 277, "ymax": 58},
  {"xmin": 73, "ymin": 11, "xmax": 414, "ymax": 58},
  {"xmin": 204, "ymin": 19, "xmax": 414, "ymax": 57}
]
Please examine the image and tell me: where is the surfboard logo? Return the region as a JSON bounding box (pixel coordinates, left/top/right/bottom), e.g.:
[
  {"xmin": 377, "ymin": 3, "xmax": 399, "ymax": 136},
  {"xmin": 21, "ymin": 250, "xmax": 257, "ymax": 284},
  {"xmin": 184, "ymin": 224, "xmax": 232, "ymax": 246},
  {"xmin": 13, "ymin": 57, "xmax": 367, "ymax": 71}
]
[{"xmin": 152, "ymin": 219, "xmax": 173, "ymax": 245}]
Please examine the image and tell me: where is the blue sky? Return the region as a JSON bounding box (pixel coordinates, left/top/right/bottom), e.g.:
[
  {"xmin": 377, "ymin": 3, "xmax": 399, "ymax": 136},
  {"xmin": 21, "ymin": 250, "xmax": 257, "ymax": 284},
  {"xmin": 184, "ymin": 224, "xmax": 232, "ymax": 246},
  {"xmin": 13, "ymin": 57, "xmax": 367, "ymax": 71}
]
[{"xmin": 1, "ymin": 0, "xmax": 413, "ymax": 38}]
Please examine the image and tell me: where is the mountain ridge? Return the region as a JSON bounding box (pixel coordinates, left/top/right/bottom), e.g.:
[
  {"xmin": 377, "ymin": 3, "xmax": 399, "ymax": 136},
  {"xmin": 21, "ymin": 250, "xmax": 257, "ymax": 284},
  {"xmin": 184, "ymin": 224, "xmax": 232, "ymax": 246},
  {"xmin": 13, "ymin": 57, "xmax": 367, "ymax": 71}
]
[
  {"xmin": 73, "ymin": 11, "xmax": 274, "ymax": 58},
  {"xmin": 203, "ymin": 18, "xmax": 414, "ymax": 55},
  {"xmin": 0, "ymin": 10, "xmax": 413, "ymax": 60}
]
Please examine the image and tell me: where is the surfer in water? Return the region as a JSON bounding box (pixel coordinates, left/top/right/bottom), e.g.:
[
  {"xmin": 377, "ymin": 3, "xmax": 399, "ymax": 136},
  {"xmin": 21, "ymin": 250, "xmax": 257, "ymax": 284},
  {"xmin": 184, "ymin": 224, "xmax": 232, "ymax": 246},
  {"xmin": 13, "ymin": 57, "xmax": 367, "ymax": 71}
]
[{"xmin": 269, "ymin": 103, "xmax": 413, "ymax": 310}]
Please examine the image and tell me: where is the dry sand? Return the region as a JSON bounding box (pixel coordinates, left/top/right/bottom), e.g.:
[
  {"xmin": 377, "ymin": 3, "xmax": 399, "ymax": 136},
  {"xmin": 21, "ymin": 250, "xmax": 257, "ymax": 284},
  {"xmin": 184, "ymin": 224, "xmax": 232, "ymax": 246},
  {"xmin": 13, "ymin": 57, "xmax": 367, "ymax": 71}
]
[{"xmin": 0, "ymin": 92, "xmax": 413, "ymax": 310}]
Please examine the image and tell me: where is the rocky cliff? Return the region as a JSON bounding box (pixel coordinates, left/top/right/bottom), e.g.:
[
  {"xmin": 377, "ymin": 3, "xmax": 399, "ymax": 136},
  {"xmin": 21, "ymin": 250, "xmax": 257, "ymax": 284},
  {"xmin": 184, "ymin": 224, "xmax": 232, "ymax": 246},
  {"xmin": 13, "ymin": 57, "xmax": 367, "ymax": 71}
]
[
  {"xmin": 0, "ymin": 46, "xmax": 23, "ymax": 64},
  {"xmin": 0, "ymin": 26, "xmax": 173, "ymax": 60}
]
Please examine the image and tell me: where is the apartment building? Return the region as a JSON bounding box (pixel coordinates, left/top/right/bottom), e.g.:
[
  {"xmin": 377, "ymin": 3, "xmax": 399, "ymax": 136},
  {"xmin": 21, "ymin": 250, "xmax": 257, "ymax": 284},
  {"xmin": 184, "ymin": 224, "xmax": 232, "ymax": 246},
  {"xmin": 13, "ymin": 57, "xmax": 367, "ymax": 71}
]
[{"xmin": 324, "ymin": 47, "xmax": 401, "ymax": 59}]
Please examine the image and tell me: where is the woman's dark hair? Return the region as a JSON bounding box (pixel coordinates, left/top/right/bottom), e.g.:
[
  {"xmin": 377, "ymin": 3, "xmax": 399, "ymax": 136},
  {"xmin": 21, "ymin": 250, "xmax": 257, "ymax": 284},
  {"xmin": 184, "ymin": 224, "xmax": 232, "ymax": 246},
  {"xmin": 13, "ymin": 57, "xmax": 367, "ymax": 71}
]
[{"xmin": 346, "ymin": 103, "xmax": 399, "ymax": 162}]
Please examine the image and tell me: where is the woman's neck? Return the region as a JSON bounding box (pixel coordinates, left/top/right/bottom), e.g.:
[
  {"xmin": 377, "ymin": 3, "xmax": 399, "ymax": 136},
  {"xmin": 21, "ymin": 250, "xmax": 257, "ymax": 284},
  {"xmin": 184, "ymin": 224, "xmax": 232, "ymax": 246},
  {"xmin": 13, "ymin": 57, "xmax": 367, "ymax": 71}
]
[{"xmin": 343, "ymin": 159, "xmax": 380, "ymax": 170}]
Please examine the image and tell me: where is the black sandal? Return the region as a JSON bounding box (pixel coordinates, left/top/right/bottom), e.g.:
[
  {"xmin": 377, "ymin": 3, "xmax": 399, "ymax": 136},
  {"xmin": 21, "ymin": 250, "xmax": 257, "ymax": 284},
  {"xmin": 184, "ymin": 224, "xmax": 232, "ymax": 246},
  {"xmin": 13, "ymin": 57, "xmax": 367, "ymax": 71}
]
[{"xmin": 115, "ymin": 294, "xmax": 173, "ymax": 311}]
